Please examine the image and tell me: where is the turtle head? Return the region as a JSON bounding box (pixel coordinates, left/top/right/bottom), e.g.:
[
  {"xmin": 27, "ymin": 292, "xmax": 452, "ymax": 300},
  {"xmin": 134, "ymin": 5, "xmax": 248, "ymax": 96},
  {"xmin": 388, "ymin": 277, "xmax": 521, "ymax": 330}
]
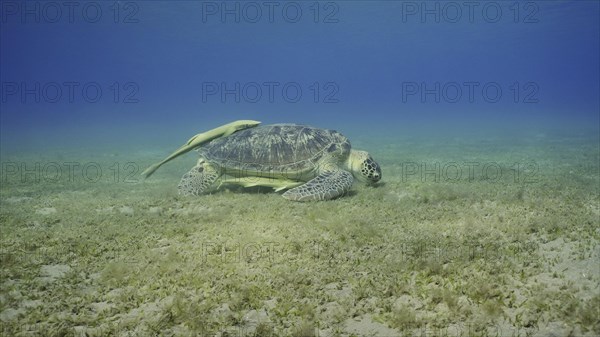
[{"xmin": 347, "ymin": 150, "xmax": 382, "ymax": 184}]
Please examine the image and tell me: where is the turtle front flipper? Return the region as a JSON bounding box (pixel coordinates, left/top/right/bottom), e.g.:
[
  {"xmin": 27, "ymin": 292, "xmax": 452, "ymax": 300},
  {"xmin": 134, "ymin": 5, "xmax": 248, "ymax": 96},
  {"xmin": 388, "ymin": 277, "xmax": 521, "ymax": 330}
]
[
  {"xmin": 282, "ymin": 169, "xmax": 353, "ymax": 201},
  {"xmin": 178, "ymin": 160, "xmax": 221, "ymax": 196}
]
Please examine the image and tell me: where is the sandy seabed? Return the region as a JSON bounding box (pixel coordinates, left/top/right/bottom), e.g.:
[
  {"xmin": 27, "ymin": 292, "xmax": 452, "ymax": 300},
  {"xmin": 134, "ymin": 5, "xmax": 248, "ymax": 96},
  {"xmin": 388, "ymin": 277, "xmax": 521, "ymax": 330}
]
[{"xmin": 0, "ymin": 131, "xmax": 598, "ymax": 337}]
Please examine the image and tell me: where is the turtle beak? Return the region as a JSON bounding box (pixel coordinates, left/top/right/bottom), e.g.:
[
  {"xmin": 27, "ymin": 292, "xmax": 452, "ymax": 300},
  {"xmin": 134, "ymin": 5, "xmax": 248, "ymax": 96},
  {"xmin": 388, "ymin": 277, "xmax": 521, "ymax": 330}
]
[
  {"xmin": 372, "ymin": 170, "xmax": 381, "ymax": 182},
  {"xmin": 369, "ymin": 165, "xmax": 382, "ymax": 183},
  {"xmin": 364, "ymin": 158, "xmax": 381, "ymax": 183}
]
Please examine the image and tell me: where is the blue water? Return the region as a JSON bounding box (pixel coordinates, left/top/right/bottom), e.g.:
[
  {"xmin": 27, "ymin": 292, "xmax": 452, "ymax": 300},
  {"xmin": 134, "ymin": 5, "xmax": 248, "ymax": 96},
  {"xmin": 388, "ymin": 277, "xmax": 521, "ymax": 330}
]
[{"xmin": 1, "ymin": 1, "xmax": 598, "ymax": 153}]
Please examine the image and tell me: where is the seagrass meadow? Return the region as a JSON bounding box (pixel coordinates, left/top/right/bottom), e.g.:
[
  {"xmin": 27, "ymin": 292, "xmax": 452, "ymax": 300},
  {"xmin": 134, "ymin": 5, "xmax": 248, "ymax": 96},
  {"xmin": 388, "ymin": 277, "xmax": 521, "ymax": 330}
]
[{"xmin": 1, "ymin": 128, "xmax": 598, "ymax": 337}]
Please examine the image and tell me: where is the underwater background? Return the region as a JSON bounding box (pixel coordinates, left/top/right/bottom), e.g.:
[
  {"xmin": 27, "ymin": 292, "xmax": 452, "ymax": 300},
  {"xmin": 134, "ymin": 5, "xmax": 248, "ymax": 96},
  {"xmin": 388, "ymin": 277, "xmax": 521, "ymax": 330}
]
[
  {"xmin": 2, "ymin": 1, "xmax": 599, "ymax": 151},
  {"xmin": 1, "ymin": 1, "xmax": 599, "ymax": 336}
]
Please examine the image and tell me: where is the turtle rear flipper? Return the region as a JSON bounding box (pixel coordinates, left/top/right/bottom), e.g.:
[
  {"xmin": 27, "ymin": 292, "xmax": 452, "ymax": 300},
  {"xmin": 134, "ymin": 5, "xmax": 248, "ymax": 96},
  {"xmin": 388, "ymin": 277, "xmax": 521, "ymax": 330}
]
[
  {"xmin": 178, "ymin": 161, "xmax": 221, "ymax": 196},
  {"xmin": 282, "ymin": 169, "xmax": 353, "ymax": 201}
]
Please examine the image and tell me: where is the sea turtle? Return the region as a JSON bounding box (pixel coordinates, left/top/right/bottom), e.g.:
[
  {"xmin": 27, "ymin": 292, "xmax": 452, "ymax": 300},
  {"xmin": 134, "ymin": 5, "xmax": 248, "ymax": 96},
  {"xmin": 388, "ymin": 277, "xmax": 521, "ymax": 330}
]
[{"xmin": 142, "ymin": 120, "xmax": 381, "ymax": 201}]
